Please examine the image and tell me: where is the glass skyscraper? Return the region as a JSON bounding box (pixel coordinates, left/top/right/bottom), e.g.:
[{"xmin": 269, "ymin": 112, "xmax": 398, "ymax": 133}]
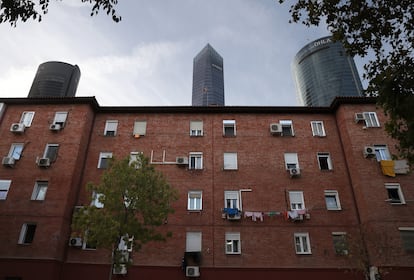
[
  {"xmin": 192, "ymin": 44, "xmax": 225, "ymax": 106},
  {"xmin": 292, "ymin": 36, "xmax": 363, "ymax": 107}
]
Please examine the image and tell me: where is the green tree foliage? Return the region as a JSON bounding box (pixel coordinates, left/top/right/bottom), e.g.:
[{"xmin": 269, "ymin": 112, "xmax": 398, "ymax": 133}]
[
  {"xmin": 279, "ymin": 0, "xmax": 414, "ymax": 163},
  {"xmin": 71, "ymin": 155, "xmax": 178, "ymax": 274},
  {"xmin": 0, "ymin": 0, "xmax": 121, "ymax": 26}
]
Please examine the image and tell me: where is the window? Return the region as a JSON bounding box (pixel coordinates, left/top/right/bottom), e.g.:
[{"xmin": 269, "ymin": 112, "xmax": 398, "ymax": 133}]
[
  {"xmin": 363, "ymin": 112, "xmax": 380, "ymax": 127},
  {"xmin": 399, "ymin": 227, "xmax": 414, "ymax": 251},
  {"xmin": 18, "ymin": 223, "xmax": 37, "ymax": 244},
  {"xmin": 289, "ymin": 191, "xmax": 305, "ymax": 210},
  {"xmin": 43, "ymin": 144, "xmax": 59, "ymax": 162},
  {"xmin": 0, "ymin": 180, "xmax": 12, "ymax": 200},
  {"xmin": 374, "ymin": 145, "xmax": 391, "ymax": 161},
  {"xmin": 190, "ymin": 120, "xmax": 203, "ymax": 136},
  {"xmin": 104, "ymin": 120, "xmax": 118, "ymax": 136},
  {"xmin": 188, "ymin": 191, "xmax": 202, "ymax": 211},
  {"xmin": 284, "ymin": 153, "xmax": 299, "ymax": 169},
  {"xmin": 31, "ymin": 181, "xmax": 48, "ymax": 201},
  {"xmin": 223, "ymin": 152, "xmax": 238, "ymax": 170},
  {"xmin": 325, "ymin": 190, "xmax": 341, "ymax": 210},
  {"xmin": 129, "ymin": 152, "xmax": 142, "ymax": 168},
  {"xmin": 223, "ymin": 120, "xmax": 236, "ymax": 136},
  {"xmin": 294, "ymin": 233, "xmax": 311, "ymax": 254},
  {"xmin": 311, "ymin": 121, "xmax": 326, "ymax": 137},
  {"xmin": 91, "ymin": 192, "xmax": 104, "ymax": 208},
  {"xmin": 317, "ymin": 153, "xmax": 333, "ymax": 170},
  {"xmin": 133, "ymin": 120, "xmax": 147, "ymax": 137},
  {"xmin": 224, "ymin": 191, "xmax": 240, "ymax": 209},
  {"xmin": 186, "ymin": 232, "xmax": 202, "ymax": 252},
  {"xmin": 20, "ymin": 111, "xmax": 35, "ymax": 127},
  {"xmin": 83, "ymin": 230, "xmax": 97, "ymax": 250},
  {"xmin": 189, "ymin": 152, "xmax": 203, "ymax": 170},
  {"xmin": 52, "ymin": 112, "xmax": 68, "ymax": 127},
  {"xmin": 225, "ymin": 232, "xmax": 241, "ymax": 254},
  {"xmin": 8, "ymin": 143, "xmax": 24, "ymax": 160},
  {"xmin": 280, "ymin": 120, "xmax": 294, "ymax": 136},
  {"xmin": 385, "ymin": 183, "xmax": 405, "ymax": 204},
  {"xmin": 332, "ymin": 232, "xmax": 348, "ymax": 255},
  {"xmin": 98, "ymin": 152, "xmax": 112, "ymax": 169}
]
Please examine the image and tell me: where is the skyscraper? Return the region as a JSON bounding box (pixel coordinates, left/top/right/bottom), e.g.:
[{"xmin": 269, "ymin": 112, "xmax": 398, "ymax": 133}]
[
  {"xmin": 192, "ymin": 44, "xmax": 225, "ymax": 106},
  {"xmin": 28, "ymin": 61, "xmax": 81, "ymax": 98},
  {"xmin": 292, "ymin": 36, "xmax": 363, "ymax": 107}
]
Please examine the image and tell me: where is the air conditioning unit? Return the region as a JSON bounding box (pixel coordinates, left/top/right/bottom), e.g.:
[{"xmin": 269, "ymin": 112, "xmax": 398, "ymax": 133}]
[
  {"xmin": 364, "ymin": 146, "xmax": 376, "ymax": 158},
  {"xmin": 186, "ymin": 266, "xmax": 200, "ymax": 277},
  {"xmin": 2, "ymin": 157, "xmax": 15, "ymax": 167},
  {"xmin": 10, "ymin": 123, "xmax": 25, "ymax": 133},
  {"xmin": 69, "ymin": 237, "xmax": 83, "ymax": 247},
  {"xmin": 49, "ymin": 123, "xmax": 62, "ymax": 131},
  {"xmin": 113, "ymin": 264, "xmax": 127, "ymax": 275},
  {"xmin": 289, "ymin": 167, "xmax": 301, "ymax": 177},
  {"xmin": 37, "ymin": 157, "xmax": 51, "ymax": 167},
  {"xmin": 355, "ymin": 113, "xmax": 365, "ymax": 123},
  {"xmin": 176, "ymin": 157, "xmax": 188, "ymax": 165},
  {"xmin": 270, "ymin": 123, "xmax": 282, "ymax": 134}
]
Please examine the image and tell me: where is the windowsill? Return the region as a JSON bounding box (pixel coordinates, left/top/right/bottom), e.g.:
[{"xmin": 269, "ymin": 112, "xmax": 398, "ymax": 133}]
[
  {"xmin": 223, "ymin": 135, "xmax": 236, "ymax": 138},
  {"xmin": 388, "ymin": 202, "xmax": 406, "ymax": 206},
  {"xmin": 295, "ymin": 252, "xmax": 312, "ymax": 255},
  {"xmin": 187, "ymin": 209, "xmax": 203, "ymax": 213},
  {"xmin": 190, "ymin": 135, "xmax": 204, "ymax": 137},
  {"xmin": 225, "ymin": 252, "xmax": 241, "ymax": 255},
  {"xmin": 327, "ymin": 208, "xmax": 342, "ymax": 211},
  {"xmin": 223, "ymin": 169, "xmax": 238, "ymax": 171},
  {"xmin": 188, "ymin": 168, "xmax": 203, "ymax": 171}
]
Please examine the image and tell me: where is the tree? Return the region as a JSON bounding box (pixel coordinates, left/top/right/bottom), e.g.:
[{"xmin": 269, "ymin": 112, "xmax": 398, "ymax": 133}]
[
  {"xmin": 71, "ymin": 155, "xmax": 178, "ymax": 279},
  {"xmin": 278, "ymin": 0, "xmax": 414, "ymax": 164},
  {"xmin": 0, "ymin": 0, "xmax": 121, "ymax": 26}
]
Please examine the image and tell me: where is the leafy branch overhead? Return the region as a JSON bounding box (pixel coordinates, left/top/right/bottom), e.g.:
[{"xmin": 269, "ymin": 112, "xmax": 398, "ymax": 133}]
[
  {"xmin": 278, "ymin": 0, "xmax": 414, "ymax": 163},
  {"xmin": 0, "ymin": 0, "xmax": 121, "ymax": 25},
  {"xmin": 71, "ymin": 155, "xmax": 178, "ymax": 269}
]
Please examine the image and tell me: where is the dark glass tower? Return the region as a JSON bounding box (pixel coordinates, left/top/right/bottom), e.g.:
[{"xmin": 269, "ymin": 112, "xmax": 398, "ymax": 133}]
[
  {"xmin": 28, "ymin": 61, "xmax": 81, "ymax": 98},
  {"xmin": 292, "ymin": 36, "xmax": 363, "ymax": 107},
  {"xmin": 192, "ymin": 44, "xmax": 225, "ymax": 106}
]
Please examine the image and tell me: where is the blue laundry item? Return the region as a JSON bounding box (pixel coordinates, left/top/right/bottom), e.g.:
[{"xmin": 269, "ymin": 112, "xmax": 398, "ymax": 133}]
[{"xmin": 223, "ymin": 208, "xmax": 239, "ymax": 215}]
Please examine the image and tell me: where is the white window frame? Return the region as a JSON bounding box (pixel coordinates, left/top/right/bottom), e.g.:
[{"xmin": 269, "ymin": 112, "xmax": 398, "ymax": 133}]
[
  {"xmin": 91, "ymin": 191, "xmax": 104, "ymax": 208},
  {"xmin": 190, "ymin": 120, "xmax": 203, "ymax": 136},
  {"xmin": 223, "ymin": 152, "xmax": 238, "ymax": 170},
  {"xmin": 311, "ymin": 121, "xmax": 326, "ymax": 137},
  {"xmin": 129, "ymin": 152, "xmax": 142, "ymax": 169},
  {"xmin": 188, "ymin": 191, "xmax": 203, "ymax": 211},
  {"xmin": 98, "ymin": 152, "xmax": 113, "ymax": 169},
  {"xmin": 20, "ymin": 111, "xmax": 35, "ymax": 127},
  {"xmin": 104, "ymin": 120, "xmax": 118, "ymax": 136},
  {"xmin": 53, "ymin": 112, "xmax": 68, "ymax": 127},
  {"xmin": 317, "ymin": 152, "xmax": 333, "ymax": 170},
  {"xmin": 289, "ymin": 191, "xmax": 305, "ymax": 210},
  {"xmin": 324, "ymin": 190, "xmax": 341, "ymax": 210},
  {"xmin": 0, "ymin": 180, "xmax": 12, "ymax": 200},
  {"xmin": 31, "ymin": 181, "xmax": 48, "ymax": 201},
  {"xmin": 385, "ymin": 183, "xmax": 405, "ymax": 205},
  {"xmin": 8, "ymin": 143, "xmax": 24, "ymax": 160},
  {"xmin": 133, "ymin": 120, "xmax": 147, "ymax": 137},
  {"xmin": 223, "ymin": 120, "xmax": 236, "ymax": 137},
  {"xmin": 398, "ymin": 227, "xmax": 414, "ymax": 251},
  {"xmin": 332, "ymin": 232, "xmax": 348, "ymax": 255},
  {"xmin": 284, "ymin": 153, "xmax": 299, "ymax": 170},
  {"xmin": 189, "ymin": 152, "xmax": 203, "ymax": 170},
  {"xmin": 280, "ymin": 120, "xmax": 294, "ymax": 136},
  {"xmin": 225, "ymin": 232, "xmax": 241, "ymax": 254},
  {"xmin": 294, "ymin": 232, "xmax": 311, "ymax": 254},
  {"xmin": 43, "ymin": 144, "xmax": 59, "ymax": 162},
  {"xmin": 363, "ymin": 112, "xmax": 380, "ymax": 127},
  {"xmin": 18, "ymin": 223, "xmax": 37, "ymax": 244},
  {"xmin": 374, "ymin": 145, "xmax": 391, "ymax": 162},
  {"xmin": 186, "ymin": 232, "xmax": 202, "ymax": 252},
  {"xmin": 224, "ymin": 191, "xmax": 240, "ymax": 209}
]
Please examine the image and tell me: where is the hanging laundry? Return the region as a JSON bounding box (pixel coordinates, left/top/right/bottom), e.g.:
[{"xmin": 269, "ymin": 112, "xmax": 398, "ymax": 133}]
[{"xmin": 380, "ymin": 160, "xmax": 396, "ymax": 177}]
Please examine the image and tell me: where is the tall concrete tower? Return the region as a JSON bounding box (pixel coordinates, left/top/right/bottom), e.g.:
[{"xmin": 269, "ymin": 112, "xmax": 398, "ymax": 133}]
[
  {"xmin": 292, "ymin": 36, "xmax": 363, "ymax": 107},
  {"xmin": 192, "ymin": 44, "xmax": 225, "ymax": 106}
]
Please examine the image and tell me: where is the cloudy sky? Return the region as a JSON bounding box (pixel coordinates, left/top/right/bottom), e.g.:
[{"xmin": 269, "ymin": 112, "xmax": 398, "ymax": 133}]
[{"xmin": 0, "ymin": 0, "xmax": 365, "ymax": 107}]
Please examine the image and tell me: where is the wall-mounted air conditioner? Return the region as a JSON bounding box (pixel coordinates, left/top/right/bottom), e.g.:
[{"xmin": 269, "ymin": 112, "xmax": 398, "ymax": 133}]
[
  {"xmin": 176, "ymin": 157, "xmax": 188, "ymax": 165},
  {"xmin": 49, "ymin": 123, "xmax": 62, "ymax": 131},
  {"xmin": 186, "ymin": 266, "xmax": 200, "ymax": 277},
  {"xmin": 69, "ymin": 237, "xmax": 83, "ymax": 247},
  {"xmin": 113, "ymin": 264, "xmax": 127, "ymax": 275},
  {"xmin": 289, "ymin": 167, "xmax": 301, "ymax": 177},
  {"xmin": 37, "ymin": 157, "xmax": 50, "ymax": 167},
  {"xmin": 270, "ymin": 123, "xmax": 282, "ymax": 134},
  {"xmin": 2, "ymin": 157, "xmax": 15, "ymax": 167},
  {"xmin": 363, "ymin": 146, "xmax": 376, "ymax": 158},
  {"xmin": 10, "ymin": 123, "xmax": 25, "ymax": 133}
]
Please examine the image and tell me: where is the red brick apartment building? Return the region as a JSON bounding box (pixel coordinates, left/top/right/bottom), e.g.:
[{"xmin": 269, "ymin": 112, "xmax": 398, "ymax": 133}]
[{"xmin": 0, "ymin": 96, "xmax": 413, "ymax": 280}]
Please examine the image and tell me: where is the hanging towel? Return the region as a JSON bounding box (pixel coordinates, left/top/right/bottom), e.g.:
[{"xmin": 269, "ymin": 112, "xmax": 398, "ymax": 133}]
[
  {"xmin": 253, "ymin": 212, "xmax": 263, "ymax": 222},
  {"xmin": 380, "ymin": 160, "xmax": 396, "ymax": 177},
  {"xmin": 288, "ymin": 210, "xmax": 299, "ymax": 219}
]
